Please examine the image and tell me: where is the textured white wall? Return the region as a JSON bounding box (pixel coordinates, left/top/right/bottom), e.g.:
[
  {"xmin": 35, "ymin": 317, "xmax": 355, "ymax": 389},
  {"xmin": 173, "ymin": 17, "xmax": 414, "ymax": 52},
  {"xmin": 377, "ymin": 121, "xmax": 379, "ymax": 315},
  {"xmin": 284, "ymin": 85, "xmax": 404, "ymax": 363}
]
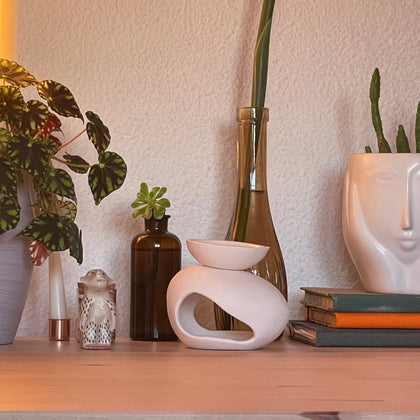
[{"xmin": 15, "ymin": 0, "xmax": 420, "ymax": 337}]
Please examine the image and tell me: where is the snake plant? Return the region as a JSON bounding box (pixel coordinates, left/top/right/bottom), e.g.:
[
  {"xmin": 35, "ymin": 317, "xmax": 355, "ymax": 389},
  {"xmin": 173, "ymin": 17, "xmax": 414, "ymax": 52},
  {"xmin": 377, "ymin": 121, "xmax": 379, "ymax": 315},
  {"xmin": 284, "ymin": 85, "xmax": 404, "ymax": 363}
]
[{"xmin": 0, "ymin": 59, "xmax": 127, "ymax": 264}]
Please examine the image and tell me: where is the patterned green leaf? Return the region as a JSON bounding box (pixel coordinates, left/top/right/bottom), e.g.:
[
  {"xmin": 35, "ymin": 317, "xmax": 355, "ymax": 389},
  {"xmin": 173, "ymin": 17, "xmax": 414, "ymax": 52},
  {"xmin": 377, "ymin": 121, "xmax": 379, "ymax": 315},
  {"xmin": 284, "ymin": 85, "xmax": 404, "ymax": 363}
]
[
  {"xmin": 37, "ymin": 80, "xmax": 83, "ymax": 121},
  {"xmin": 20, "ymin": 100, "xmax": 49, "ymax": 134},
  {"xmin": 20, "ymin": 213, "xmax": 83, "ymax": 264},
  {"xmin": 56, "ymin": 200, "xmax": 77, "ymax": 221},
  {"xmin": 44, "ymin": 168, "xmax": 76, "ymax": 202},
  {"xmin": 7, "ymin": 135, "xmax": 51, "ymax": 176},
  {"xmin": 0, "ymin": 197, "xmax": 20, "ymax": 234},
  {"xmin": 63, "ymin": 153, "xmax": 90, "ymax": 174},
  {"xmin": 0, "ymin": 127, "xmax": 11, "ymax": 150},
  {"xmin": 86, "ymin": 111, "xmax": 110, "ymax": 154},
  {"xmin": 0, "ymin": 86, "xmax": 25, "ymax": 128},
  {"xmin": 0, "ymin": 156, "xmax": 17, "ymax": 196},
  {"xmin": 0, "ymin": 59, "xmax": 38, "ymax": 87},
  {"xmin": 88, "ymin": 151, "xmax": 127, "ymax": 205}
]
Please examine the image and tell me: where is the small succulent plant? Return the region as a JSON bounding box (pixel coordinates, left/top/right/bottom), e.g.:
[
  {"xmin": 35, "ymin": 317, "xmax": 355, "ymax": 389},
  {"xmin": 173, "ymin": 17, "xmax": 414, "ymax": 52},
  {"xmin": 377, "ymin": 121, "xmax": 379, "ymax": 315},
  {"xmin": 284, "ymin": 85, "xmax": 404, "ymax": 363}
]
[
  {"xmin": 131, "ymin": 182, "xmax": 170, "ymax": 220},
  {"xmin": 366, "ymin": 68, "xmax": 420, "ymax": 153}
]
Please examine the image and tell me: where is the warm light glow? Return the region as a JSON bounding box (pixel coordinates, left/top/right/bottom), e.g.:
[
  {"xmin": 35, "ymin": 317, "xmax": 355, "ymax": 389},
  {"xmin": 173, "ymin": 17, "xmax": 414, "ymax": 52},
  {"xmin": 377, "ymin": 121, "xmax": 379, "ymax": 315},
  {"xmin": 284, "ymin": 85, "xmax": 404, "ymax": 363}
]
[{"xmin": 0, "ymin": 0, "xmax": 16, "ymax": 59}]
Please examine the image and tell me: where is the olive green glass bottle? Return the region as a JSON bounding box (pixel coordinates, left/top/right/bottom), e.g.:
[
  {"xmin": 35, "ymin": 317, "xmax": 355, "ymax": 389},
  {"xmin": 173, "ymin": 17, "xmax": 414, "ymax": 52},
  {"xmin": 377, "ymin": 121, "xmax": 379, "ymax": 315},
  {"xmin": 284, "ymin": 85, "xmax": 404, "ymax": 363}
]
[
  {"xmin": 130, "ymin": 215, "xmax": 180, "ymax": 340},
  {"xmin": 214, "ymin": 107, "xmax": 287, "ymax": 331}
]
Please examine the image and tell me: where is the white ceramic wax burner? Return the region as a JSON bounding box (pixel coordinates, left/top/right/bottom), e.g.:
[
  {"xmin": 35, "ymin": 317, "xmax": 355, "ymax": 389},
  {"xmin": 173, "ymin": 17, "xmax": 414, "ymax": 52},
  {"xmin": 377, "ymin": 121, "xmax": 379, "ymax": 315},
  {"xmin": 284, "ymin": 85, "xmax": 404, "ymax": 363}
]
[{"xmin": 166, "ymin": 239, "xmax": 290, "ymax": 350}]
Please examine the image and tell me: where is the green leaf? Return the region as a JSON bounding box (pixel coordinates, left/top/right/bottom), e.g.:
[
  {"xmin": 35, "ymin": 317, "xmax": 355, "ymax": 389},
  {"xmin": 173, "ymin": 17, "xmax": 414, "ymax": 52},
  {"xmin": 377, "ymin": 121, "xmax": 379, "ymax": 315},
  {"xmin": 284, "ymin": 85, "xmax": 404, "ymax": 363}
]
[
  {"xmin": 63, "ymin": 153, "xmax": 90, "ymax": 174},
  {"xmin": 0, "ymin": 196, "xmax": 20, "ymax": 234},
  {"xmin": 131, "ymin": 182, "xmax": 170, "ymax": 220},
  {"xmin": 365, "ymin": 146, "xmax": 372, "ymax": 153},
  {"xmin": 0, "ymin": 86, "xmax": 25, "ymax": 129},
  {"xmin": 396, "ymin": 124, "xmax": 410, "ymax": 153},
  {"xmin": 56, "ymin": 200, "xmax": 77, "ymax": 221},
  {"xmin": 37, "ymin": 80, "xmax": 83, "ymax": 121},
  {"xmin": 0, "ymin": 156, "xmax": 18, "ymax": 196},
  {"xmin": 20, "ymin": 213, "xmax": 83, "ymax": 264},
  {"xmin": 0, "ymin": 127, "xmax": 11, "ymax": 149},
  {"xmin": 88, "ymin": 151, "xmax": 127, "ymax": 205},
  {"xmin": 20, "ymin": 100, "xmax": 49, "ymax": 134},
  {"xmin": 7, "ymin": 135, "xmax": 51, "ymax": 176},
  {"xmin": 0, "ymin": 59, "xmax": 38, "ymax": 87},
  {"xmin": 251, "ymin": 0, "xmax": 275, "ymax": 108},
  {"xmin": 44, "ymin": 168, "xmax": 76, "ymax": 202},
  {"xmin": 369, "ymin": 68, "xmax": 391, "ymax": 153},
  {"xmin": 86, "ymin": 111, "xmax": 111, "ymax": 154}
]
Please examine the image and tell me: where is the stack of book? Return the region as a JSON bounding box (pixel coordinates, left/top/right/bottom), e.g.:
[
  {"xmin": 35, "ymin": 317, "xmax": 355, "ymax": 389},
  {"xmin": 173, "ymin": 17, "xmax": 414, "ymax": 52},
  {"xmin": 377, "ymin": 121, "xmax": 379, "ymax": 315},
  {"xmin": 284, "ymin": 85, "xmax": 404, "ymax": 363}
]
[{"xmin": 288, "ymin": 287, "xmax": 420, "ymax": 347}]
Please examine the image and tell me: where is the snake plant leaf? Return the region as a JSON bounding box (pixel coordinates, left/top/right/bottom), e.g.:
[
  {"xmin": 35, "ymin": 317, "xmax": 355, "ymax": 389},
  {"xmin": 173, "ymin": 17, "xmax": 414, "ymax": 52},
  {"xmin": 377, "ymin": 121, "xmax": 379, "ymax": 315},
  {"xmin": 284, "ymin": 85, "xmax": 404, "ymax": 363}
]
[
  {"xmin": 44, "ymin": 168, "xmax": 76, "ymax": 202},
  {"xmin": 88, "ymin": 151, "xmax": 127, "ymax": 205},
  {"xmin": 0, "ymin": 86, "xmax": 25, "ymax": 129},
  {"xmin": 86, "ymin": 111, "xmax": 111, "ymax": 154},
  {"xmin": 20, "ymin": 212, "xmax": 83, "ymax": 264},
  {"xmin": 0, "ymin": 156, "xmax": 18, "ymax": 196},
  {"xmin": 20, "ymin": 100, "xmax": 49, "ymax": 134},
  {"xmin": 396, "ymin": 124, "xmax": 410, "ymax": 152},
  {"xmin": 7, "ymin": 135, "xmax": 51, "ymax": 176},
  {"xmin": 0, "ymin": 196, "xmax": 20, "ymax": 233},
  {"xmin": 0, "ymin": 59, "xmax": 38, "ymax": 87},
  {"xmin": 63, "ymin": 153, "xmax": 90, "ymax": 174},
  {"xmin": 37, "ymin": 80, "xmax": 83, "ymax": 121}
]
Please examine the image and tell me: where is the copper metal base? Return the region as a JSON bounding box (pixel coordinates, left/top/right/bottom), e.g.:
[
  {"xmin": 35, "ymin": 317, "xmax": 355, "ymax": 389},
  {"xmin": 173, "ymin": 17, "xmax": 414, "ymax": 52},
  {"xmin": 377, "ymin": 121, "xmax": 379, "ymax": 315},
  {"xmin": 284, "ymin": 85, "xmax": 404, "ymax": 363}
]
[{"xmin": 49, "ymin": 318, "xmax": 70, "ymax": 341}]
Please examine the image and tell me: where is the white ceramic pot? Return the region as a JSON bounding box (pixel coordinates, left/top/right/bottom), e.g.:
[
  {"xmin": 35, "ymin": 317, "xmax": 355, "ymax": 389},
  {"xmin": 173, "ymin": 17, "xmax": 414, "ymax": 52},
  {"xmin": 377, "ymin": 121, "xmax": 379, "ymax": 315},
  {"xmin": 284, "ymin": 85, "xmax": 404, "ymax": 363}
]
[
  {"xmin": 343, "ymin": 153, "xmax": 420, "ymax": 294},
  {"xmin": 166, "ymin": 239, "xmax": 290, "ymax": 350},
  {"xmin": 0, "ymin": 185, "xmax": 33, "ymax": 344}
]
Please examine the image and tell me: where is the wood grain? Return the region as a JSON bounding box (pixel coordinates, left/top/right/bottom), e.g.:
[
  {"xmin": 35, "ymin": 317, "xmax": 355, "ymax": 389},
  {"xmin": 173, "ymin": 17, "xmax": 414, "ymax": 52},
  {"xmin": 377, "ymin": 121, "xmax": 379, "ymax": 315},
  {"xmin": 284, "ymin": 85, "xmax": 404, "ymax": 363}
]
[{"xmin": 0, "ymin": 337, "xmax": 419, "ymax": 414}]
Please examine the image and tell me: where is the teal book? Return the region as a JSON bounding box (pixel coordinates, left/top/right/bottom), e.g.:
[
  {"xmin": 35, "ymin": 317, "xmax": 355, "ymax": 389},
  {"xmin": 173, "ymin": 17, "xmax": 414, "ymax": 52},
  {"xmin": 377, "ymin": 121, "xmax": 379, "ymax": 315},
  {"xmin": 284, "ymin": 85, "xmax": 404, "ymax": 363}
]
[
  {"xmin": 301, "ymin": 287, "xmax": 420, "ymax": 312},
  {"xmin": 288, "ymin": 320, "xmax": 420, "ymax": 347}
]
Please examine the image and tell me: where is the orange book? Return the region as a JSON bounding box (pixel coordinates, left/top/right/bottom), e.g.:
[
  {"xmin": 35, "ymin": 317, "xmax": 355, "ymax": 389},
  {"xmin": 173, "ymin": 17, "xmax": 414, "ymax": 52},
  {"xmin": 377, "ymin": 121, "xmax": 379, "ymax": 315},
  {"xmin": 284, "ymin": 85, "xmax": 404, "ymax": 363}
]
[{"xmin": 307, "ymin": 307, "xmax": 420, "ymax": 329}]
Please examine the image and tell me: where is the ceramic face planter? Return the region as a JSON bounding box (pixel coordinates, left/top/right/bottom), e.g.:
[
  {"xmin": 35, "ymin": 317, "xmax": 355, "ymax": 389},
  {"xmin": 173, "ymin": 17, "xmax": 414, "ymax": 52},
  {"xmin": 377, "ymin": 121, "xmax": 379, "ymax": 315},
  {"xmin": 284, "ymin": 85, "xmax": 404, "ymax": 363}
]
[{"xmin": 343, "ymin": 153, "xmax": 420, "ymax": 293}]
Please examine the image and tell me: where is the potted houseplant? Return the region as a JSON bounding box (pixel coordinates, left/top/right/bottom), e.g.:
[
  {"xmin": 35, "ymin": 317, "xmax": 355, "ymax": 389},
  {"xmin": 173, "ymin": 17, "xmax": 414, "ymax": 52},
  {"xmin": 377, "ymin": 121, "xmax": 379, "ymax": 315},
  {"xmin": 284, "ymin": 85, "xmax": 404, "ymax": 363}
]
[
  {"xmin": 215, "ymin": 0, "xmax": 288, "ymax": 331},
  {"xmin": 343, "ymin": 68, "xmax": 420, "ymax": 294},
  {"xmin": 130, "ymin": 182, "xmax": 180, "ymax": 341},
  {"xmin": 0, "ymin": 58, "xmax": 127, "ymax": 343}
]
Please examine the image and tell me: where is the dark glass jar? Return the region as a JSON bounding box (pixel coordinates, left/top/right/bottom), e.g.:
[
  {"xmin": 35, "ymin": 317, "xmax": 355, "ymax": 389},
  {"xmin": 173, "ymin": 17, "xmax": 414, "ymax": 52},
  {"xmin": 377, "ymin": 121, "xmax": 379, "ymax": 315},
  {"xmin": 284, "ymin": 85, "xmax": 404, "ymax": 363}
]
[{"xmin": 130, "ymin": 215, "xmax": 181, "ymax": 340}]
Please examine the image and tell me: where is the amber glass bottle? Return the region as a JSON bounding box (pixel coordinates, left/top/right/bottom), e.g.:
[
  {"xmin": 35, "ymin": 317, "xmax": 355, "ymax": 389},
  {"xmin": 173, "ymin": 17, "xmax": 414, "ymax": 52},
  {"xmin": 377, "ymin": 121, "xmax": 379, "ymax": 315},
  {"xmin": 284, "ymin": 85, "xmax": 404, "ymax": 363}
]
[{"xmin": 130, "ymin": 215, "xmax": 180, "ymax": 340}]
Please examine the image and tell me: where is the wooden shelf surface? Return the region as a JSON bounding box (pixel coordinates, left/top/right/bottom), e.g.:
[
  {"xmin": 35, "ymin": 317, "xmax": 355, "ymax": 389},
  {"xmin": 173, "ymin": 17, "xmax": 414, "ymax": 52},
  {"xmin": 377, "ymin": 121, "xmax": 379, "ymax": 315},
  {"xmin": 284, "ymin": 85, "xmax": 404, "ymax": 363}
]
[{"xmin": 1, "ymin": 336, "xmax": 420, "ymax": 417}]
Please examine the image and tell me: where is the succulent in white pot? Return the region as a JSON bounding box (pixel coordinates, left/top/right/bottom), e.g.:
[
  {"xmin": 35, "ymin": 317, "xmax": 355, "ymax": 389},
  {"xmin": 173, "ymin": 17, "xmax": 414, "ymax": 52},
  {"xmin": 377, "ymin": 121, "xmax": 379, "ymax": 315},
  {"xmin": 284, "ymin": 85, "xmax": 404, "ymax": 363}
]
[{"xmin": 343, "ymin": 68, "xmax": 420, "ymax": 294}]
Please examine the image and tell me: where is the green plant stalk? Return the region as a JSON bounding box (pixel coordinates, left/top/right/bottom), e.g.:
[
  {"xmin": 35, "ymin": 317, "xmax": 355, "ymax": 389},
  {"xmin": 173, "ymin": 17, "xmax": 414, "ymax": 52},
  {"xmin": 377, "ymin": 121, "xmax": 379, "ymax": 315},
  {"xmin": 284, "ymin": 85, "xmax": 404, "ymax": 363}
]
[
  {"xmin": 232, "ymin": 1, "xmax": 274, "ymax": 242},
  {"xmin": 251, "ymin": 0, "xmax": 275, "ymax": 108},
  {"xmin": 396, "ymin": 124, "xmax": 410, "ymax": 152},
  {"xmin": 370, "ymin": 68, "xmax": 391, "ymax": 153},
  {"xmin": 416, "ymin": 102, "xmax": 420, "ymax": 153}
]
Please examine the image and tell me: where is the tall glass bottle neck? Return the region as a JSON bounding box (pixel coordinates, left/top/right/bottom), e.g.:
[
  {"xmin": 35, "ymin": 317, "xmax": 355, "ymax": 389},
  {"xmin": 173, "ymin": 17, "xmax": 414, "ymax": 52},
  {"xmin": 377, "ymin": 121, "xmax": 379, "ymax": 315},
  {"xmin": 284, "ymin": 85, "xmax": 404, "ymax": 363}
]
[{"xmin": 236, "ymin": 107, "xmax": 268, "ymax": 192}]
